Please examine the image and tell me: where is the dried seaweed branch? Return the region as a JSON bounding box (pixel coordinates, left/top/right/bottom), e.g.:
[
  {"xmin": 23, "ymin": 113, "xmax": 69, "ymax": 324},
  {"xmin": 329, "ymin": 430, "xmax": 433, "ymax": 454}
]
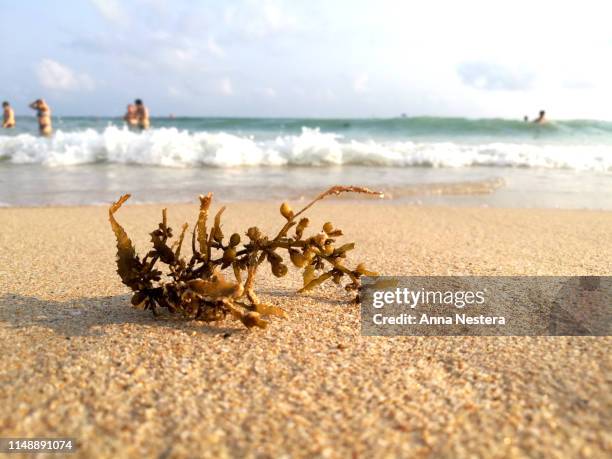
[{"xmin": 109, "ymin": 186, "xmax": 382, "ymax": 329}]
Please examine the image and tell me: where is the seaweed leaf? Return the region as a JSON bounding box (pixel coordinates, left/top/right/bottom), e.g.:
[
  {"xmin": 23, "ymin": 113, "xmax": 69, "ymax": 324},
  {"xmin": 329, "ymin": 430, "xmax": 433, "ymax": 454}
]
[
  {"xmin": 302, "ymin": 265, "xmax": 316, "ymax": 288},
  {"xmin": 299, "ymin": 271, "xmax": 334, "ymax": 293},
  {"xmin": 108, "ymin": 194, "xmax": 143, "ymax": 289},
  {"xmin": 174, "ymin": 223, "xmax": 189, "ymax": 258},
  {"xmin": 188, "ymin": 272, "xmax": 243, "ymax": 299},
  {"xmin": 293, "ymin": 185, "xmax": 383, "ymax": 219},
  {"xmin": 196, "ymin": 193, "xmax": 213, "ymax": 259},
  {"xmin": 210, "ymin": 206, "xmax": 226, "ymax": 246}
]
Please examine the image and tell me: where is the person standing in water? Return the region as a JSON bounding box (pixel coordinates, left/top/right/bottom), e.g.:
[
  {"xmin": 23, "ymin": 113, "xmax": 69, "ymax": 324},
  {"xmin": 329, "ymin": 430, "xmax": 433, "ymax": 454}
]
[
  {"xmin": 29, "ymin": 99, "xmax": 52, "ymax": 136},
  {"xmin": 134, "ymin": 99, "xmax": 150, "ymax": 130},
  {"xmin": 123, "ymin": 104, "xmax": 139, "ymax": 129},
  {"xmin": 2, "ymin": 101, "xmax": 15, "ymax": 128},
  {"xmin": 533, "ymin": 110, "xmax": 547, "ymax": 124}
]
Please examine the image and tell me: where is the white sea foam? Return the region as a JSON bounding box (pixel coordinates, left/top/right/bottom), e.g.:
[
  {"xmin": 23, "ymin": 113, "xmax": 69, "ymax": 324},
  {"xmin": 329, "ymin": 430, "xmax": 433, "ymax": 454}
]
[{"xmin": 0, "ymin": 126, "xmax": 610, "ymax": 171}]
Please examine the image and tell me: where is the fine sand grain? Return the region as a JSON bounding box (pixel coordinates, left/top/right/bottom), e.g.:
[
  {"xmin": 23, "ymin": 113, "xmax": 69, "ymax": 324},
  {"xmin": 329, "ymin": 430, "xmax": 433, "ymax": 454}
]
[{"xmin": 1, "ymin": 201, "xmax": 611, "ymax": 458}]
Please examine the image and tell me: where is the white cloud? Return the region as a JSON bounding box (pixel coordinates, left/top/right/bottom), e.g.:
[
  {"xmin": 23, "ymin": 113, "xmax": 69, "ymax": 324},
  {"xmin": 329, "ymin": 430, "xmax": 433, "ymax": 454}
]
[
  {"xmin": 207, "ymin": 37, "xmax": 225, "ymax": 57},
  {"xmin": 90, "ymin": 0, "xmax": 128, "ymax": 26},
  {"xmin": 172, "ymin": 48, "xmax": 196, "ymax": 62},
  {"xmin": 224, "ymin": 0, "xmax": 297, "ymax": 38},
  {"xmin": 261, "ymin": 0, "xmax": 296, "ymax": 30},
  {"xmin": 36, "ymin": 59, "xmax": 96, "ymax": 91},
  {"xmin": 219, "ymin": 78, "xmax": 233, "ymax": 95},
  {"xmin": 353, "ymin": 74, "xmax": 369, "ymax": 93}
]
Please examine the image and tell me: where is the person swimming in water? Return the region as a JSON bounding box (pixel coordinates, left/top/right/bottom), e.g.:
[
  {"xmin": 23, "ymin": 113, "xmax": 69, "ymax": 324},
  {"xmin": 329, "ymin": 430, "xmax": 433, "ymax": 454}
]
[
  {"xmin": 134, "ymin": 99, "xmax": 150, "ymax": 130},
  {"xmin": 533, "ymin": 110, "xmax": 547, "ymax": 124},
  {"xmin": 2, "ymin": 101, "xmax": 15, "ymax": 128},
  {"xmin": 29, "ymin": 99, "xmax": 52, "ymax": 136},
  {"xmin": 123, "ymin": 104, "xmax": 139, "ymax": 129}
]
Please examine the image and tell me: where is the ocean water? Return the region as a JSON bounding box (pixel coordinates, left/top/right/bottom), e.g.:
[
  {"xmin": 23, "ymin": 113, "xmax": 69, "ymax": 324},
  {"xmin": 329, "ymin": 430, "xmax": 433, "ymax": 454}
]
[{"xmin": 1, "ymin": 116, "xmax": 611, "ymax": 208}]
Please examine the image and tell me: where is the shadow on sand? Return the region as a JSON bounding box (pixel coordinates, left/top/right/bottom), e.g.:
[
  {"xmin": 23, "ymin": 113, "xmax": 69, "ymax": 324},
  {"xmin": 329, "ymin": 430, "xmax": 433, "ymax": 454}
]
[
  {"xmin": 265, "ymin": 288, "xmax": 349, "ymax": 305},
  {"xmin": 0, "ymin": 293, "xmax": 242, "ymax": 337}
]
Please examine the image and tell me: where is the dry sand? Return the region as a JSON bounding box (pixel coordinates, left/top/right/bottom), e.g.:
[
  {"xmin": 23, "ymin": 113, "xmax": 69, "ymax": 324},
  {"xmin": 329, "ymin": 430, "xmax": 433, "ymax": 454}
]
[{"xmin": 1, "ymin": 201, "xmax": 611, "ymax": 458}]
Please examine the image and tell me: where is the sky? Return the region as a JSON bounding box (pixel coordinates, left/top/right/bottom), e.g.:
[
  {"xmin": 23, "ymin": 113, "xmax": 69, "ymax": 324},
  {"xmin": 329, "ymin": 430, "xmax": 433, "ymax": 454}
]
[{"xmin": 1, "ymin": 0, "xmax": 612, "ymax": 119}]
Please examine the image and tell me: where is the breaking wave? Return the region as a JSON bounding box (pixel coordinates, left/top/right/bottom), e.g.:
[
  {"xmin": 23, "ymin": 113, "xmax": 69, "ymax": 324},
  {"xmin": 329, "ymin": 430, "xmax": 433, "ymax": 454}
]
[{"xmin": 0, "ymin": 126, "xmax": 611, "ymax": 171}]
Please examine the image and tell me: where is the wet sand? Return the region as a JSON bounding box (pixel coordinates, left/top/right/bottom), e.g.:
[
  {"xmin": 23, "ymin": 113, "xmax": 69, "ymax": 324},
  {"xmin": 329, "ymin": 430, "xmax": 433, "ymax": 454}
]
[{"xmin": 1, "ymin": 201, "xmax": 610, "ymax": 458}]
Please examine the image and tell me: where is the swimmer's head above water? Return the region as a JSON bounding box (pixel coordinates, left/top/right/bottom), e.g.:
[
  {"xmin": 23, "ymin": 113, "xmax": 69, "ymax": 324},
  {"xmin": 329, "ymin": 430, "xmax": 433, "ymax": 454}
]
[{"xmin": 534, "ymin": 110, "xmax": 547, "ymax": 124}]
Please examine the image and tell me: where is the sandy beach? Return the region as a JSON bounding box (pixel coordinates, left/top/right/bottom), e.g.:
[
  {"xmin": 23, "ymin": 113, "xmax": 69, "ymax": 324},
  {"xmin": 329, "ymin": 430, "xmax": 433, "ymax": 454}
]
[{"xmin": 1, "ymin": 200, "xmax": 610, "ymax": 458}]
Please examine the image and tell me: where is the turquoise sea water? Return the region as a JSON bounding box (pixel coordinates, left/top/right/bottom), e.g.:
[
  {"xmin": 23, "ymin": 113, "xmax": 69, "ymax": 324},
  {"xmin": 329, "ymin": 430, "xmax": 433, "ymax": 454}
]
[
  {"xmin": 5, "ymin": 115, "xmax": 612, "ymax": 143},
  {"xmin": 1, "ymin": 116, "xmax": 611, "ymax": 208}
]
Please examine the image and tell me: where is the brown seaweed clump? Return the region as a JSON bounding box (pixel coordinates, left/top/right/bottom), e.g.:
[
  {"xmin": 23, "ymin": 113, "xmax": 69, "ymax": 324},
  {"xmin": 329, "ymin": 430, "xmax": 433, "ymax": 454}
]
[{"xmin": 109, "ymin": 186, "xmax": 382, "ymax": 329}]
